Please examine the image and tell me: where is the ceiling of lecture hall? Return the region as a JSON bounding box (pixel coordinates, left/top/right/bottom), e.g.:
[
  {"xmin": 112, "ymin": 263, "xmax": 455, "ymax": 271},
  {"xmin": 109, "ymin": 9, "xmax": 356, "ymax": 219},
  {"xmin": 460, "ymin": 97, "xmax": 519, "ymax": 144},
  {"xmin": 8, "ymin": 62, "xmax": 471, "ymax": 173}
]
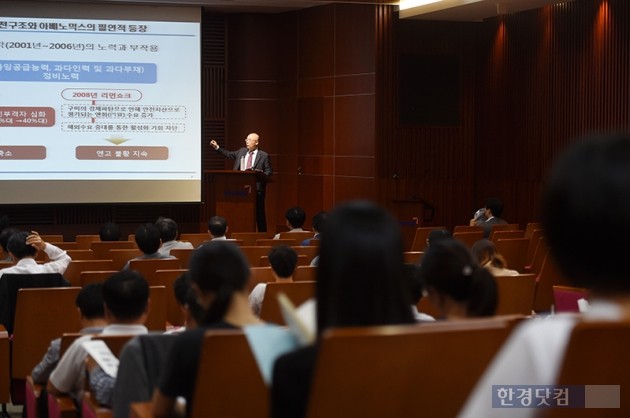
[{"xmin": 36, "ymin": 0, "xmax": 576, "ymax": 20}]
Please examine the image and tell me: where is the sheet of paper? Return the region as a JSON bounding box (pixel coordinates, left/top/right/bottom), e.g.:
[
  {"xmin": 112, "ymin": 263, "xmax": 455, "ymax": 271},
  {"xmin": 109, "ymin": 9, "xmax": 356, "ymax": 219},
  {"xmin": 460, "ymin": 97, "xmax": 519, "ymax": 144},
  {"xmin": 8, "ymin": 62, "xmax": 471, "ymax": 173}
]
[{"xmin": 82, "ymin": 339, "xmax": 119, "ymax": 378}]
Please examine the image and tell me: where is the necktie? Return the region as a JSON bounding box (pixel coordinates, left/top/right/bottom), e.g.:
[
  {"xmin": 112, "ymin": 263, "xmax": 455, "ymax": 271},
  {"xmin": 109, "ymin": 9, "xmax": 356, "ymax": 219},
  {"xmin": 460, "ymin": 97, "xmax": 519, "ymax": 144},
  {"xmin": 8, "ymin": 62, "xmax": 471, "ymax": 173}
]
[{"xmin": 246, "ymin": 151, "xmax": 254, "ymax": 169}]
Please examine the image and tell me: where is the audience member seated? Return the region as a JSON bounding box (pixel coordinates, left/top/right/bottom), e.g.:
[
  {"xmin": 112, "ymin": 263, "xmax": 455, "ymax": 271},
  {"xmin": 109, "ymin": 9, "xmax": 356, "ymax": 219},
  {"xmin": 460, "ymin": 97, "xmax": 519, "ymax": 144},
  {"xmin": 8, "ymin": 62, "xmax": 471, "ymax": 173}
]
[
  {"xmin": 125, "ymin": 223, "xmax": 175, "ymax": 269},
  {"xmin": 301, "ymin": 211, "xmax": 327, "ymax": 246},
  {"xmin": 155, "ymin": 218, "xmax": 194, "ymax": 256},
  {"xmin": 458, "ymin": 133, "xmax": 630, "ymax": 418},
  {"xmin": 271, "ymin": 201, "xmax": 415, "ymax": 418},
  {"xmin": 47, "ymin": 270, "xmax": 149, "ymax": 405},
  {"xmin": 0, "ymin": 227, "xmax": 18, "ymax": 262},
  {"xmin": 426, "ymin": 228, "xmax": 453, "ymax": 248},
  {"xmin": 99, "ymin": 222, "xmax": 121, "ymax": 242},
  {"xmin": 207, "ymin": 216, "xmax": 228, "ymax": 241},
  {"xmin": 249, "ymin": 246, "xmax": 298, "ymax": 316},
  {"xmin": 273, "ymin": 206, "xmax": 307, "ymax": 239},
  {"xmin": 404, "ymin": 263, "xmax": 435, "ymax": 322},
  {"xmin": 420, "ymin": 239, "xmax": 498, "ymax": 319},
  {"xmin": 32, "ymin": 283, "xmax": 107, "ymax": 384},
  {"xmin": 167, "ymin": 272, "xmax": 205, "ymax": 333},
  {"xmin": 152, "ymin": 241, "xmax": 263, "ymax": 418},
  {"xmin": 471, "ymin": 238, "xmax": 519, "ymax": 277},
  {"xmin": 0, "ymin": 231, "xmax": 72, "ymax": 280},
  {"xmin": 469, "ymin": 197, "xmax": 508, "ymax": 238}
]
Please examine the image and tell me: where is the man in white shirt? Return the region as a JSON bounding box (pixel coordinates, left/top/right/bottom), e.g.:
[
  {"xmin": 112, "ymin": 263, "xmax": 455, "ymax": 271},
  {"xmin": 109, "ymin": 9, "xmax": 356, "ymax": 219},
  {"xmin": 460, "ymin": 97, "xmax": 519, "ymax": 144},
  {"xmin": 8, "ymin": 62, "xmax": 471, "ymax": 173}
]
[
  {"xmin": 0, "ymin": 230, "xmax": 71, "ymax": 280},
  {"xmin": 155, "ymin": 218, "xmax": 193, "ymax": 256},
  {"xmin": 47, "ymin": 269, "xmax": 150, "ymax": 404},
  {"xmin": 208, "ymin": 216, "xmax": 228, "ymax": 241},
  {"xmin": 273, "ymin": 206, "xmax": 307, "ymax": 239}
]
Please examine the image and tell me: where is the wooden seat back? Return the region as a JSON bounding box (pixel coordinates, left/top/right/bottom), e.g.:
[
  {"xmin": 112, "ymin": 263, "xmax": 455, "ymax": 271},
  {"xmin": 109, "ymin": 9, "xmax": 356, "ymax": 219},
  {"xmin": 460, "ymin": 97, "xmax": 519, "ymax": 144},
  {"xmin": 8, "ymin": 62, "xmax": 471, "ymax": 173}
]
[
  {"xmin": 524, "ymin": 222, "xmax": 543, "ymax": 238},
  {"xmin": 64, "ymin": 250, "xmax": 95, "ymax": 261},
  {"xmin": 545, "ymin": 321, "xmax": 630, "ymax": 418},
  {"xmin": 410, "ymin": 227, "xmax": 447, "ymax": 252},
  {"xmin": 107, "ymin": 249, "xmax": 143, "ymax": 271},
  {"xmin": 306, "ymin": 319, "xmax": 513, "ymax": 418},
  {"xmin": 453, "ymin": 231, "xmax": 484, "ymax": 249},
  {"xmin": 179, "ymin": 233, "xmax": 211, "ymax": 248},
  {"xmin": 278, "ymin": 231, "xmax": 315, "ymax": 243},
  {"xmin": 170, "ymin": 248, "xmax": 194, "ymax": 269},
  {"xmin": 238, "ymin": 246, "xmax": 272, "ymax": 267},
  {"xmin": 259, "ymin": 282, "xmax": 315, "ymax": 325},
  {"xmin": 153, "ymin": 269, "xmax": 188, "ymax": 327},
  {"xmin": 453, "ymin": 225, "xmax": 482, "ymax": 233},
  {"xmin": 75, "ymin": 235, "xmax": 100, "ymax": 250},
  {"xmin": 490, "ymin": 229, "xmax": 524, "ymax": 242},
  {"xmin": 532, "ymin": 254, "xmax": 569, "ymax": 313},
  {"xmin": 294, "ymin": 266, "xmax": 317, "ymax": 282},
  {"xmin": 64, "ymin": 260, "xmax": 115, "ymax": 286},
  {"xmin": 12, "ymin": 287, "xmax": 82, "ymax": 379},
  {"xmin": 128, "ymin": 258, "xmax": 182, "ymax": 281},
  {"xmin": 229, "ymin": 232, "xmax": 273, "ymax": 246},
  {"xmin": 191, "ymin": 330, "xmax": 268, "ymax": 418},
  {"xmin": 146, "ymin": 286, "xmax": 167, "ymax": 331},
  {"xmin": 39, "ymin": 235, "xmax": 64, "ymax": 243},
  {"xmin": 90, "ymin": 241, "xmax": 137, "ymax": 260},
  {"xmin": 49, "ymin": 242, "xmax": 79, "ymax": 251},
  {"xmin": 403, "ymin": 251, "xmax": 423, "ymax": 264},
  {"xmin": 248, "ymin": 267, "xmax": 275, "ymax": 293},
  {"xmin": 79, "ymin": 271, "xmax": 118, "ymax": 287},
  {"xmin": 291, "ymin": 246, "xmax": 319, "ymax": 264},
  {"xmin": 494, "ymin": 274, "xmax": 536, "ymax": 315},
  {"xmin": 526, "ymin": 236, "xmax": 548, "ymax": 274},
  {"xmin": 524, "ymin": 229, "xmax": 544, "ymax": 267},
  {"xmin": 495, "ymin": 237, "xmax": 530, "ymax": 273},
  {"xmin": 255, "ymin": 238, "xmax": 296, "ymax": 247}
]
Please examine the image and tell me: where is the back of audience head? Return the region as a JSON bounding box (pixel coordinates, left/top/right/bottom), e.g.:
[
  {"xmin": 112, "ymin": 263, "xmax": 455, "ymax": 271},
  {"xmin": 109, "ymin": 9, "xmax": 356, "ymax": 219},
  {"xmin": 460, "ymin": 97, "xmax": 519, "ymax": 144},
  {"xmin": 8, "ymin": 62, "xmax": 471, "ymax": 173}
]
[
  {"xmin": 188, "ymin": 241, "xmax": 250, "ymax": 324},
  {"xmin": 173, "ymin": 272, "xmax": 204, "ymax": 327},
  {"xmin": 134, "ymin": 223, "xmax": 161, "ymax": 255},
  {"xmin": 420, "ymin": 239, "xmax": 497, "ymax": 318},
  {"xmin": 316, "ymin": 200, "xmax": 414, "ymax": 335},
  {"xmin": 285, "ymin": 207, "xmax": 306, "ymax": 229},
  {"xmin": 427, "ymin": 229, "xmax": 453, "ymax": 247},
  {"xmin": 484, "ymin": 197, "xmax": 503, "ymax": 218},
  {"xmin": 7, "ymin": 231, "xmax": 37, "ymax": 260},
  {"xmin": 102, "ymin": 269, "xmax": 149, "ymax": 323},
  {"xmin": 207, "ymin": 216, "xmax": 228, "ymax": 238},
  {"xmin": 0, "ymin": 227, "xmax": 19, "ymax": 254},
  {"xmin": 268, "ymin": 246, "xmax": 298, "ymax": 279},
  {"xmin": 543, "ymin": 133, "xmax": 630, "ymax": 295},
  {"xmin": 311, "ymin": 211, "xmax": 328, "ymax": 233},
  {"xmin": 76, "ymin": 282, "xmax": 105, "ymax": 320},
  {"xmin": 155, "ymin": 218, "xmax": 178, "ymax": 243},
  {"xmin": 471, "ymin": 239, "xmax": 508, "ymax": 269},
  {"xmin": 99, "ymin": 222, "xmax": 121, "ymax": 242}
]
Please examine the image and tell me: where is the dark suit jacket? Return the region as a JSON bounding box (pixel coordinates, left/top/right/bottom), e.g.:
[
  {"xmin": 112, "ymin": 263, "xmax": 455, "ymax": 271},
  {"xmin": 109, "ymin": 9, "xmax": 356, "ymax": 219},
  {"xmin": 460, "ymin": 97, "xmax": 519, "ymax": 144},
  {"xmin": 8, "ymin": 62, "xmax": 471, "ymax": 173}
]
[
  {"xmin": 215, "ymin": 147, "xmax": 272, "ymax": 192},
  {"xmin": 480, "ymin": 217, "xmax": 508, "ymax": 238}
]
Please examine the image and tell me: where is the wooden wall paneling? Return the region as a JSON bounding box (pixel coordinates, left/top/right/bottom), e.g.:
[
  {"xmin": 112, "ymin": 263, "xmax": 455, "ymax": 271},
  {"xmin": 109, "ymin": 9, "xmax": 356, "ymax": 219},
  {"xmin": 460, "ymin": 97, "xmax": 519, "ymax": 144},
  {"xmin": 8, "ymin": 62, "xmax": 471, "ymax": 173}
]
[{"xmin": 299, "ymin": 5, "xmax": 335, "ymax": 79}]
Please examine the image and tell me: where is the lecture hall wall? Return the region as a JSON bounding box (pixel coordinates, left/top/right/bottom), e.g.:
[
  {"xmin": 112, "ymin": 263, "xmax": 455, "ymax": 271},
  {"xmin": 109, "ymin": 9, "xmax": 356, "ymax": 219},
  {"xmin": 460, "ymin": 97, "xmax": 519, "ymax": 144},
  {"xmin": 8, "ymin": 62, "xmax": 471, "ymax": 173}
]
[{"xmin": 3, "ymin": 0, "xmax": 629, "ymax": 241}]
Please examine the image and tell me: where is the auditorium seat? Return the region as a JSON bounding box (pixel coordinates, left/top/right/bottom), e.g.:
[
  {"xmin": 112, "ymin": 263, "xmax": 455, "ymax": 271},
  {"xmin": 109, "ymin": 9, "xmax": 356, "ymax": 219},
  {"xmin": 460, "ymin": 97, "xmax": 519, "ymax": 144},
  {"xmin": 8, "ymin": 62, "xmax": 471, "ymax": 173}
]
[
  {"xmin": 255, "ymin": 238, "xmax": 296, "ymax": 247},
  {"xmin": 229, "ymin": 232, "xmax": 273, "ymax": 246},
  {"xmin": 259, "ymin": 282, "xmax": 315, "ymax": 326},
  {"xmin": 128, "ymin": 258, "xmax": 182, "ymax": 282},
  {"xmin": 453, "ymin": 231, "xmax": 484, "ymax": 249},
  {"xmin": 64, "ymin": 260, "xmax": 116, "ymax": 286},
  {"xmin": 306, "ymin": 318, "xmax": 514, "ymax": 418},
  {"xmin": 90, "ymin": 241, "xmax": 137, "ymax": 260},
  {"xmin": 532, "ymin": 254, "xmax": 569, "ymax": 313},
  {"xmin": 494, "ymin": 274, "xmax": 536, "ymax": 315},
  {"xmin": 190, "ymin": 330, "xmax": 268, "ymax": 418},
  {"xmin": 495, "ymin": 237, "xmax": 530, "ymax": 273},
  {"xmin": 153, "ymin": 269, "xmax": 188, "ymax": 327},
  {"xmin": 545, "ymin": 321, "xmax": 630, "ymax": 418}
]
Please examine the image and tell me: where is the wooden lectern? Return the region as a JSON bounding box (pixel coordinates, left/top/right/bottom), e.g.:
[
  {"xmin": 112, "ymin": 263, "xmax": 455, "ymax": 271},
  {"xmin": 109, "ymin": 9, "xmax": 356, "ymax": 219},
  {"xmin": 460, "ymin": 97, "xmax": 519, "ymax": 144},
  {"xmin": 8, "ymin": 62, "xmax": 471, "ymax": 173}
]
[{"xmin": 206, "ymin": 170, "xmax": 267, "ymax": 232}]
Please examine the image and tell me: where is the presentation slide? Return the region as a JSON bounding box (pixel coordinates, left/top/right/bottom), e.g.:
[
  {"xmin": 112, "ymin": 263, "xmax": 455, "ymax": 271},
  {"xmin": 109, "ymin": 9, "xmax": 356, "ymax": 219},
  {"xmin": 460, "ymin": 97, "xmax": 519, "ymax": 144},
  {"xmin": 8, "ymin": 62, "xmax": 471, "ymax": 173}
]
[{"xmin": 0, "ymin": 2, "xmax": 201, "ymax": 203}]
